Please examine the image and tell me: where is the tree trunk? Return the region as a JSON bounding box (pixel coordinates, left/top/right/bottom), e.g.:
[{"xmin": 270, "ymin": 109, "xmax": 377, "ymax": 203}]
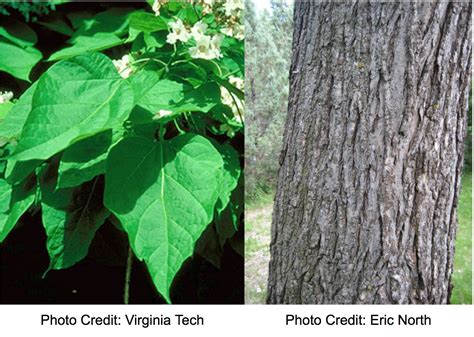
[{"xmin": 267, "ymin": 1, "xmax": 471, "ymax": 304}]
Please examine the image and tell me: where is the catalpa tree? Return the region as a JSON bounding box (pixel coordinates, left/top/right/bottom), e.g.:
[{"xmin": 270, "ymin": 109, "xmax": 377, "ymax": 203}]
[{"xmin": 0, "ymin": 0, "xmax": 244, "ymax": 303}]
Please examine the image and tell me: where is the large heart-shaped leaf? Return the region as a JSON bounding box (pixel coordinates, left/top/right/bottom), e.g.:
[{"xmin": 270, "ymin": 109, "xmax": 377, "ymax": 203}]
[
  {"xmin": 104, "ymin": 134, "xmax": 223, "ymax": 302},
  {"xmin": 10, "ymin": 53, "xmax": 134, "ymax": 162}
]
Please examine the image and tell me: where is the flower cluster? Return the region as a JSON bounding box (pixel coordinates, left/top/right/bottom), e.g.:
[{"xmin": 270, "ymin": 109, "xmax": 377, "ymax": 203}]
[
  {"xmin": 167, "ymin": 19, "xmax": 223, "ymax": 60},
  {"xmin": 0, "ymin": 91, "xmax": 13, "ymax": 104},
  {"xmin": 166, "ymin": 19, "xmax": 190, "ymax": 44},
  {"xmin": 112, "ymin": 55, "xmax": 133, "ymax": 79},
  {"xmin": 219, "ymin": 0, "xmax": 244, "ymax": 41},
  {"xmin": 222, "ymin": 0, "xmax": 244, "ymax": 17},
  {"xmin": 221, "ymin": 23, "xmax": 244, "ymax": 40}
]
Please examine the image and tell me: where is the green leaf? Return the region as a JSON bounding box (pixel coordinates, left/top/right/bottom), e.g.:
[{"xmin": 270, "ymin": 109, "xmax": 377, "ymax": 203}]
[
  {"xmin": 0, "ymin": 19, "xmax": 37, "ymax": 48},
  {"xmin": 138, "ymin": 81, "xmax": 220, "ymax": 114},
  {"xmin": 0, "ymin": 42, "xmax": 42, "ymax": 81},
  {"xmin": 0, "ymin": 177, "xmax": 36, "ymax": 243},
  {"xmin": 170, "ymin": 62, "xmax": 207, "ymax": 88},
  {"xmin": 175, "ymin": 82, "xmax": 221, "ymax": 113},
  {"xmin": 49, "ymin": 9, "xmax": 131, "ymax": 60},
  {"xmin": 48, "ymin": 33, "xmax": 124, "ymax": 61},
  {"xmin": 5, "ymin": 159, "xmax": 42, "ymax": 185},
  {"xmin": 10, "ymin": 53, "xmax": 134, "ymax": 162},
  {"xmin": 144, "ymin": 31, "xmax": 167, "ymax": 49},
  {"xmin": 138, "ymin": 79, "xmax": 185, "ymax": 112},
  {"xmin": 129, "ymin": 12, "xmax": 168, "ymax": 34},
  {"xmin": 69, "ymin": 8, "xmax": 130, "ymax": 41},
  {"xmin": 167, "ymin": 2, "xmax": 184, "ymax": 13},
  {"xmin": 57, "ymin": 129, "xmax": 120, "ymax": 189},
  {"xmin": 214, "ymin": 142, "xmax": 241, "ymax": 214},
  {"xmin": 176, "ymin": 6, "xmax": 198, "ymax": 25},
  {"xmin": 104, "ymin": 134, "xmax": 223, "ymax": 302},
  {"xmin": 215, "ymin": 174, "xmax": 243, "ymax": 246},
  {"xmin": 40, "ymin": 169, "xmax": 109, "ymax": 271},
  {"xmin": 196, "ymin": 156, "xmax": 243, "ymax": 268},
  {"xmin": 0, "ymin": 179, "xmax": 12, "ymax": 212},
  {"xmin": 128, "ymin": 69, "xmax": 163, "ymax": 105}
]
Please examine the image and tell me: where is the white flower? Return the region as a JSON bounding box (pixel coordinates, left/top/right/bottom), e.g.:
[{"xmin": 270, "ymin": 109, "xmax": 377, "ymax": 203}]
[
  {"xmin": 152, "ymin": 0, "xmax": 160, "ymax": 16},
  {"xmin": 223, "ymin": 0, "xmax": 244, "ymax": 17},
  {"xmin": 113, "ymin": 55, "xmax": 133, "ymax": 78},
  {"xmin": 222, "ymin": 23, "xmax": 244, "ymax": 40},
  {"xmin": 189, "ymin": 35, "xmax": 222, "ymax": 60},
  {"xmin": 153, "ymin": 109, "xmax": 173, "ymax": 120},
  {"xmin": 189, "ymin": 35, "xmax": 211, "ymax": 59},
  {"xmin": 166, "ymin": 19, "xmax": 190, "ymax": 44},
  {"xmin": 0, "ymin": 91, "xmax": 14, "ymax": 104},
  {"xmin": 191, "ymin": 21, "xmax": 208, "ymax": 41}
]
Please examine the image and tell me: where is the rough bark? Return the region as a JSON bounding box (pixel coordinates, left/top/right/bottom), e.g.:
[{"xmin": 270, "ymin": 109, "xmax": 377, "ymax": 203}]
[{"xmin": 267, "ymin": 1, "xmax": 471, "ymax": 304}]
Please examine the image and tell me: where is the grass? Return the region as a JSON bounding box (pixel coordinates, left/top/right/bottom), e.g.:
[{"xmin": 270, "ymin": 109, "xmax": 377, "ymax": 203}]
[
  {"xmin": 245, "ymin": 192, "xmax": 274, "ymax": 304},
  {"xmin": 245, "ymin": 174, "xmax": 472, "ymax": 304},
  {"xmin": 451, "ymin": 172, "xmax": 472, "ymax": 304}
]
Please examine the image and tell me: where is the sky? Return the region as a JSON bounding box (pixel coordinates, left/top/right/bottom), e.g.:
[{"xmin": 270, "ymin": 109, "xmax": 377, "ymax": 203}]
[
  {"xmin": 252, "ymin": 0, "xmax": 293, "ymax": 14},
  {"xmin": 253, "ymin": 0, "xmax": 272, "ymax": 13}
]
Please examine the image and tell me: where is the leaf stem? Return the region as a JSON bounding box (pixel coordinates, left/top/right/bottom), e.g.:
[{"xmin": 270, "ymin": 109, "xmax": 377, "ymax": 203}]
[
  {"xmin": 123, "ymin": 245, "xmax": 133, "ymax": 304},
  {"xmin": 173, "ymin": 119, "xmax": 185, "ymax": 134}
]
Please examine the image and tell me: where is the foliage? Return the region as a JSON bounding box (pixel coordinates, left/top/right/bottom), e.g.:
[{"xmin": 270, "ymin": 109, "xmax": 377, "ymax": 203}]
[
  {"xmin": 245, "ymin": 1, "xmax": 292, "ymax": 200},
  {"xmin": 0, "ymin": 0, "xmax": 244, "ymax": 303}
]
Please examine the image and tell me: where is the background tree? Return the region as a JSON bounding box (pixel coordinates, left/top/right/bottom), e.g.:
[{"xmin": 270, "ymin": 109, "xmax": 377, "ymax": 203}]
[
  {"xmin": 245, "ymin": 1, "xmax": 292, "ymax": 199},
  {"xmin": 267, "ymin": 1, "xmax": 471, "ymax": 304}
]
